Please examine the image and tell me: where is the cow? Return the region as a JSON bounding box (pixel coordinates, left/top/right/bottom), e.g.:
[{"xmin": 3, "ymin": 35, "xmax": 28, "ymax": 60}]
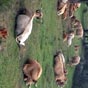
[
  {"xmin": 74, "ymin": 45, "xmax": 79, "ymax": 52},
  {"xmin": 57, "ymin": 0, "xmax": 68, "ymax": 16},
  {"xmin": 74, "ymin": 20, "xmax": 83, "ymax": 38},
  {"xmin": 57, "ymin": 3, "xmax": 67, "ymax": 16},
  {"xmin": 71, "ymin": 16, "xmax": 83, "ymax": 38},
  {"xmin": 63, "ymin": 31, "xmax": 75, "ymax": 46},
  {"xmin": 54, "ymin": 51, "xmax": 67, "ymax": 87},
  {"xmin": 69, "ymin": 3, "xmax": 81, "ymax": 17},
  {"xmin": 57, "ymin": 2, "xmax": 81, "ymax": 19},
  {"xmin": 23, "ymin": 59, "xmax": 42, "ymax": 87},
  {"xmin": 69, "ymin": 55, "xmax": 80, "ymax": 66},
  {"xmin": 16, "ymin": 9, "xmax": 43, "ymax": 46}
]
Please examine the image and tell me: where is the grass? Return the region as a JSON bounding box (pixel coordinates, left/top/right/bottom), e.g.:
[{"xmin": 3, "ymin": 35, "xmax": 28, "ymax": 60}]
[{"xmin": 0, "ymin": 0, "xmax": 85, "ymax": 88}]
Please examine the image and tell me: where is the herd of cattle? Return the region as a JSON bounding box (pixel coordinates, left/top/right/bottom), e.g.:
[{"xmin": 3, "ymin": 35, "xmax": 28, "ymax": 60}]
[{"xmin": 0, "ymin": 0, "xmax": 83, "ymax": 88}]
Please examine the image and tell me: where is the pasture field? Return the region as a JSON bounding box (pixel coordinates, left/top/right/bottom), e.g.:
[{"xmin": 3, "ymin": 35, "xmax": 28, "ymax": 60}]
[{"xmin": 0, "ymin": 0, "xmax": 86, "ymax": 88}]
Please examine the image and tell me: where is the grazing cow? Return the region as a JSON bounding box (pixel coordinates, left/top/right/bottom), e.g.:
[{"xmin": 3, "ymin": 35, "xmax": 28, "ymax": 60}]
[
  {"xmin": 16, "ymin": 9, "xmax": 43, "ymax": 46},
  {"xmin": 54, "ymin": 51, "xmax": 67, "ymax": 87},
  {"xmin": 63, "ymin": 31, "xmax": 75, "ymax": 46},
  {"xmin": 0, "ymin": 28, "xmax": 8, "ymax": 39},
  {"xmin": 63, "ymin": 31, "xmax": 68, "ymax": 42},
  {"xmin": 71, "ymin": 16, "xmax": 83, "ymax": 38},
  {"xmin": 57, "ymin": 3, "xmax": 67, "ymax": 16},
  {"xmin": 23, "ymin": 59, "xmax": 42, "ymax": 87},
  {"xmin": 57, "ymin": 0, "xmax": 68, "ymax": 16},
  {"xmin": 67, "ymin": 32, "xmax": 74, "ymax": 46},
  {"xmin": 69, "ymin": 3, "xmax": 81, "ymax": 17},
  {"xmin": 74, "ymin": 20, "xmax": 83, "ymax": 38},
  {"xmin": 57, "ymin": 1, "xmax": 81, "ymax": 19},
  {"xmin": 69, "ymin": 55, "xmax": 80, "ymax": 66},
  {"xmin": 62, "ymin": 8, "xmax": 68, "ymax": 20}
]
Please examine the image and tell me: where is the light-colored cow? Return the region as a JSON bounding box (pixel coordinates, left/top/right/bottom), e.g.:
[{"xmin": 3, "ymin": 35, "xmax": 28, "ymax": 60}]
[
  {"xmin": 0, "ymin": 28, "xmax": 8, "ymax": 39},
  {"xmin": 57, "ymin": 1, "xmax": 81, "ymax": 20},
  {"xmin": 69, "ymin": 55, "xmax": 80, "ymax": 66},
  {"xmin": 23, "ymin": 59, "xmax": 42, "ymax": 87},
  {"xmin": 54, "ymin": 51, "xmax": 67, "ymax": 87},
  {"xmin": 16, "ymin": 9, "xmax": 43, "ymax": 46}
]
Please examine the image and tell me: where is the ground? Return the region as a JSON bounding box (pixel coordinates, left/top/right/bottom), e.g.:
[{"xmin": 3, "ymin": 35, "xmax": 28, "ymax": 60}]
[{"xmin": 0, "ymin": 0, "xmax": 86, "ymax": 88}]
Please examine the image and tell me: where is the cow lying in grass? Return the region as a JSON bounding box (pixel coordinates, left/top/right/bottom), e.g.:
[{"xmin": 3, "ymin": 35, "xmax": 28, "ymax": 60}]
[
  {"xmin": 69, "ymin": 55, "xmax": 80, "ymax": 66},
  {"xmin": 16, "ymin": 9, "xmax": 43, "ymax": 46},
  {"xmin": 54, "ymin": 51, "xmax": 67, "ymax": 87},
  {"xmin": 23, "ymin": 59, "xmax": 42, "ymax": 87}
]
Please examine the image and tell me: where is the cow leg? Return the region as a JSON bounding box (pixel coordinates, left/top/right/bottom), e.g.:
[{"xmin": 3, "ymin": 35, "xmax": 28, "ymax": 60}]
[{"xmin": 20, "ymin": 42, "xmax": 25, "ymax": 46}]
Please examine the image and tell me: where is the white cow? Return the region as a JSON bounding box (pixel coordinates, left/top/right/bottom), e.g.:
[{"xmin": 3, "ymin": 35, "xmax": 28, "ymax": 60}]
[{"xmin": 16, "ymin": 10, "xmax": 43, "ymax": 46}]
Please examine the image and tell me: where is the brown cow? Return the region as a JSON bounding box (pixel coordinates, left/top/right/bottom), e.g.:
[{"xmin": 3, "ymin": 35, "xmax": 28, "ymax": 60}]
[
  {"xmin": 23, "ymin": 59, "xmax": 42, "ymax": 87},
  {"xmin": 69, "ymin": 3, "xmax": 81, "ymax": 17},
  {"xmin": 71, "ymin": 16, "xmax": 83, "ymax": 38},
  {"xmin": 61, "ymin": 3, "xmax": 81, "ymax": 19},
  {"xmin": 16, "ymin": 9, "xmax": 43, "ymax": 46},
  {"xmin": 74, "ymin": 20, "xmax": 83, "ymax": 38},
  {"xmin": 69, "ymin": 55, "xmax": 80, "ymax": 66},
  {"xmin": 54, "ymin": 51, "xmax": 67, "ymax": 87},
  {"xmin": 57, "ymin": 3, "xmax": 67, "ymax": 16}
]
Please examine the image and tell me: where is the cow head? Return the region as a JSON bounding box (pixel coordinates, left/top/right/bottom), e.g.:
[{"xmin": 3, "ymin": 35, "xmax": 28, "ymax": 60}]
[
  {"xmin": 34, "ymin": 9, "xmax": 43, "ymax": 19},
  {"xmin": 56, "ymin": 76, "xmax": 67, "ymax": 87}
]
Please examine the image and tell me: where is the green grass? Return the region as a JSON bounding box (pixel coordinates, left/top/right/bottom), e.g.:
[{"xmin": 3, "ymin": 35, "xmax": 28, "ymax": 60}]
[
  {"xmin": 0, "ymin": 0, "xmax": 84, "ymax": 88},
  {"xmin": 0, "ymin": 0, "xmax": 14, "ymax": 11}
]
